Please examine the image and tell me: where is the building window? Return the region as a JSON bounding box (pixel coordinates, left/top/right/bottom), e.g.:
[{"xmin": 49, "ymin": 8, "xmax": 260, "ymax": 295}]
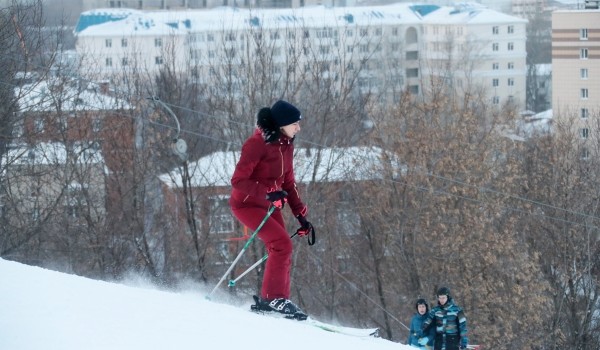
[
  {"xmin": 34, "ymin": 118, "xmax": 44, "ymax": 133},
  {"xmin": 580, "ymin": 28, "xmax": 588, "ymax": 40},
  {"xmin": 12, "ymin": 121, "xmax": 23, "ymax": 138},
  {"xmin": 581, "ymin": 88, "xmax": 589, "ymax": 99},
  {"xmin": 508, "ymin": 78, "xmax": 514, "ymax": 86},
  {"xmin": 207, "ymin": 33, "xmax": 214, "ymax": 41},
  {"xmin": 406, "ymin": 68, "xmax": 419, "ymax": 78},
  {"xmin": 121, "ymin": 38, "xmax": 127, "ymax": 47},
  {"xmin": 492, "ymin": 26, "xmax": 499, "ymax": 34},
  {"xmin": 392, "ymin": 27, "xmax": 399, "ymax": 36},
  {"xmin": 121, "ymin": 57, "xmax": 128, "ymax": 66},
  {"xmin": 154, "ymin": 38, "xmax": 162, "ymax": 47},
  {"xmin": 508, "ymin": 62, "xmax": 514, "ymax": 69},
  {"xmin": 492, "ymin": 78, "xmax": 499, "ymax": 87},
  {"xmin": 581, "ymin": 48, "xmax": 588, "ymax": 59},
  {"xmin": 508, "ymin": 25, "xmax": 514, "ymax": 34},
  {"xmin": 65, "ymin": 183, "xmax": 87, "ymax": 220},
  {"xmin": 336, "ymin": 208, "xmax": 361, "ymax": 235},
  {"xmin": 581, "ymin": 68, "xmax": 588, "ymax": 79},
  {"xmin": 92, "ymin": 118, "xmax": 102, "ymax": 133},
  {"xmin": 581, "ymin": 148, "xmax": 590, "ymax": 160},
  {"xmin": 105, "ymin": 39, "xmax": 112, "ymax": 48},
  {"xmin": 209, "ymin": 196, "xmax": 234, "ymax": 234},
  {"xmin": 493, "ymin": 62, "xmax": 499, "ymax": 70},
  {"xmin": 360, "ymin": 28, "xmax": 368, "ymax": 36},
  {"xmin": 346, "ymin": 29, "xmax": 353, "ymax": 37},
  {"xmin": 580, "ymin": 128, "xmax": 589, "ymax": 139},
  {"xmin": 508, "ymin": 42, "xmax": 514, "ymax": 51},
  {"xmin": 492, "ymin": 43, "xmax": 499, "ymax": 51},
  {"xmin": 581, "ymin": 108, "xmax": 589, "ymax": 119},
  {"xmin": 155, "ymin": 56, "xmax": 163, "ymax": 65},
  {"xmin": 492, "ymin": 96, "xmax": 500, "ymax": 104},
  {"xmin": 105, "ymin": 57, "xmax": 112, "ymax": 67},
  {"xmin": 375, "ymin": 28, "xmax": 382, "ymax": 36}
]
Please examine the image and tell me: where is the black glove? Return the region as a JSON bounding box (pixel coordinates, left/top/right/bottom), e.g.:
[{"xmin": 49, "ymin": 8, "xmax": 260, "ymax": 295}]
[
  {"xmin": 296, "ymin": 215, "xmax": 315, "ymax": 245},
  {"xmin": 266, "ymin": 190, "xmax": 287, "ymax": 209}
]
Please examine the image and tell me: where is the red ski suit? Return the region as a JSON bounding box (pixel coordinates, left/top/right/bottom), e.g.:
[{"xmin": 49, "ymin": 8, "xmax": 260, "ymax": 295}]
[{"xmin": 230, "ymin": 129, "xmax": 307, "ymax": 300}]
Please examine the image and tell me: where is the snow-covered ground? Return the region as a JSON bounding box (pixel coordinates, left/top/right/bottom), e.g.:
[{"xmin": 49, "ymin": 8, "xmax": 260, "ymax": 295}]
[{"xmin": 0, "ymin": 258, "xmax": 410, "ymax": 350}]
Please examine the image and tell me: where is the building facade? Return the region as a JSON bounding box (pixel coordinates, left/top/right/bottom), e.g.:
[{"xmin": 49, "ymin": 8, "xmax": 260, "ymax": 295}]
[
  {"xmin": 552, "ymin": 4, "xmax": 600, "ymax": 157},
  {"xmin": 74, "ymin": 3, "xmax": 527, "ymax": 108}
]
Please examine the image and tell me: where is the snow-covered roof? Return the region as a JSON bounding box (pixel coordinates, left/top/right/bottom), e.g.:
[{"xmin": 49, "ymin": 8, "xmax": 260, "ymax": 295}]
[
  {"xmin": 159, "ymin": 146, "xmax": 400, "ymax": 188},
  {"xmin": 421, "ymin": 3, "xmax": 527, "ymax": 24},
  {"xmin": 15, "ymin": 79, "xmax": 130, "ymax": 113},
  {"xmin": 75, "ymin": 3, "xmax": 524, "ymax": 37},
  {"xmin": 3, "ymin": 142, "xmax": 105, "ymax": 167},
  {"xmin": 516, "ymin": 109, "xmax": 553, "ymax": 138}
]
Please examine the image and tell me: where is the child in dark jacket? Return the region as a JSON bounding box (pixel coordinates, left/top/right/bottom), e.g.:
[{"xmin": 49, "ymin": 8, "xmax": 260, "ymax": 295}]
[
  {"xmin": 420, "ymin": 287, "xmax": 468, "ymax": 350},
  {"xmin": 408, "ymin": 298, "xmax": 435, "ymax": 349}
]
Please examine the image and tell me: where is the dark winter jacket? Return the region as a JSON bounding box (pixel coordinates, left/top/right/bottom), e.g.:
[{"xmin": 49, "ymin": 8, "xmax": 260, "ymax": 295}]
[
  {"xmin": 421, "ymin": 298, "xmax": 468, "ymax": 350},
  {"xmin": 408, "ymin": 312, "xmax": 435, "ymax": 348},
  {"xmin": 230, "ymin": 128, "xmax": 307, "ymax": 217}
]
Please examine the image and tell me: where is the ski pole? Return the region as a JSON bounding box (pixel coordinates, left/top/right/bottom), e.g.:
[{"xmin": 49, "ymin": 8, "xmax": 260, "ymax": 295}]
[
  {"xmin": 227, "ymin": 231, "xmax": 298, "ymax": 288},
  {"xmin": 206, "ymin": 205, "xmax": 276, "ymax": 300},
  {"xmin": 228, "ymin": 253, "xmax": 268, "ymax": 287}
]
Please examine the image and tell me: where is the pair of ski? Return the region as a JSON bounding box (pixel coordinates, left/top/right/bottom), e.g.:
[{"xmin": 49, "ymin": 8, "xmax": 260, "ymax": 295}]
[{"xmin": 250, "ymin": 305, "xmax": 380, "ymax": 338}]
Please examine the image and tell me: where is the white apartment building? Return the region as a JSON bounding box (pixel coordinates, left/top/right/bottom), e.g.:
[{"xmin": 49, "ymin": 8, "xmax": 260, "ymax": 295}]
[
  {"xmin": 74, "ymin": 3, "xmax": 527, "ymax": 107},
  {"xmin": 552, "ymin": 4, "xmax": 600, "ymax": 158}
]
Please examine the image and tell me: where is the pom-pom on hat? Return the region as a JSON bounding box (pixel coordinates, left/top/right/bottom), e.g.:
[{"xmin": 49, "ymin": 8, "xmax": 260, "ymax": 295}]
[{"xmin": 271, "ymin": 100, "xmax": 302, "ymax": 127}]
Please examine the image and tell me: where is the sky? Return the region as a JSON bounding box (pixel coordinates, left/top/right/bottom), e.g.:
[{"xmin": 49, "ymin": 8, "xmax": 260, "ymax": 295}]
[{"xmin": 0, "ymin": 258, "xmax": 412, "ymax": 350}]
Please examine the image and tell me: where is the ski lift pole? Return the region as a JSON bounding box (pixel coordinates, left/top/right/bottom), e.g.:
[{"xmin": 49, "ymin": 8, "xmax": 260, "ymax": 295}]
[
  {"xmin": 228, "ymin": 231, "xmax": 299, "ymax": 288},
  {"xmin": 206, "ymin": 205, "xmax": 276, "ymax": 300}
]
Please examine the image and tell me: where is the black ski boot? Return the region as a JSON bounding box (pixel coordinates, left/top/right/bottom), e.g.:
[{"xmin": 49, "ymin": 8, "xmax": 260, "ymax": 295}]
[{"xmin": 251, "ymin": 295, "xmax": 308, "ymax": 321}]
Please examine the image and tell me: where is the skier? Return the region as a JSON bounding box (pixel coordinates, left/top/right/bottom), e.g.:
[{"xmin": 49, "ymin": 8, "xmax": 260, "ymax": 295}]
[
  {"xmin": 408, "ymin": 298, "xmax": 435, "ymax": 349},
  {"xmin": 419, "ymin": 287, "xmax": 468, "ymax": 350},
  {"xmin": 230, "ymin": 100, "xmax": 314, "ymax": 320}
]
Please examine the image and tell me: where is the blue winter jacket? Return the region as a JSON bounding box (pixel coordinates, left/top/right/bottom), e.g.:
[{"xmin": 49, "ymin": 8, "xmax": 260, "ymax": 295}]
[
  {"xmin": 408, "ymin": 312, "xmax": 435, "ymax": 347},
  {"xmin": 421, "ymin": 299, "xmax": 468, "ymax": 350}
]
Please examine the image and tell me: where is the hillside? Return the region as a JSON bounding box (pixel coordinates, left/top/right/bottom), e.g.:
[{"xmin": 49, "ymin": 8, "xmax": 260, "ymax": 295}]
[{"xmin": 0, "ymin": 258, "xmax": 409, "ymax": 350}]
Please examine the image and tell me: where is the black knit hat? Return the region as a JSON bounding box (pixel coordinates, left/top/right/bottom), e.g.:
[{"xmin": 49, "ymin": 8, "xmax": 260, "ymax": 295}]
[
  {"xmin": 437, "ymin": 287, "xmax": 451, "ymax": 298},
  {"xmin": 271, "ymin": 100, "xmax": 302, "ymax": 127},
  {"xmin": 415, "ymin": 298, "xmax": 429, "ymax": 312}
]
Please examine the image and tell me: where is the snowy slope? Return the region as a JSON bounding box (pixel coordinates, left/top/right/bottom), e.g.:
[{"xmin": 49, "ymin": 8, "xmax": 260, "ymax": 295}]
[{"xmin": 0, "ymin": 258, "xmax": 409, "ymax": 350}]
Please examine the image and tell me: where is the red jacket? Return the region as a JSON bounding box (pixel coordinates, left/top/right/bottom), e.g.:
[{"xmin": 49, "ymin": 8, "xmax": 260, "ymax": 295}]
[{"xmin": 230, "ymin": 129, "xmax": 307, "ymax": 217}]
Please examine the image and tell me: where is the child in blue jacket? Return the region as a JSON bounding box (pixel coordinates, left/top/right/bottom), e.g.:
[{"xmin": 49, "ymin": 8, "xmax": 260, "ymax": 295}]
[{"xmin": 408, "ymin": 298, "xmax": 435, "ymax": 349}]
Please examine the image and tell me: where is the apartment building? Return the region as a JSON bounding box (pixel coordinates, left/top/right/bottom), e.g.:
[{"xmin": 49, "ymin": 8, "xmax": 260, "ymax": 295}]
[
  {"xmin": 80, "ymin": 0, "xmax": 356, "ymax": 10},
  {"xmin": 74, "ymin": 3, "xmax": 527, "ymax": 107},
  {"xmin": 552, "ymin": 2, "xmax": 600, "ymax": 156}
]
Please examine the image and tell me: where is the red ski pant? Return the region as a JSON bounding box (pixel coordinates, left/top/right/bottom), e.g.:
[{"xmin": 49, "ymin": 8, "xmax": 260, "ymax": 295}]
[{"xmin": 231, "ymin": 206, "xmax": 292, "ymax": 300}]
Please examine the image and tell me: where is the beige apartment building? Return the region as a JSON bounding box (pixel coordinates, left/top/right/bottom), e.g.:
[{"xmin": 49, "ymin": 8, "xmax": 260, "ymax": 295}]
[{"xmin": 552, "ymin": 4, "xmax": 600, "ymax": 156}]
